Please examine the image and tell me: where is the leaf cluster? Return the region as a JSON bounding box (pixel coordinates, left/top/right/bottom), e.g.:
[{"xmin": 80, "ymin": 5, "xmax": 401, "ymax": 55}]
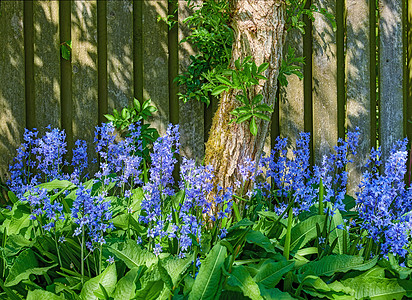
[{"xmin": 211, "ymin": 57, "xmax": 273, "ymax": 136}]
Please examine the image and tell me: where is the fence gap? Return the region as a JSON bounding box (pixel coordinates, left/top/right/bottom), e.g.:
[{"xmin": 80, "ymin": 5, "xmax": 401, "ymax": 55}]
[
  {"xmin": 133, "ymin": 0, "xmax": 143, "ymax": 103},
  {"xmin": 24, "ymin": 0, "xmax": 35, "ymax": 130},
  {"xmin": 169, "ymin": 1, "xmax": 179, "ymax": 126},
  {"xmin": 97, "ymin": 0, "xmax": 107, "ymax": 124},
  {"xmin": 303, "ymin": 0, "xmax": 314, "ymax": 166},
  {"xmin": 60, "ymin": 0, "xmax": 73, "ymax": 155}
]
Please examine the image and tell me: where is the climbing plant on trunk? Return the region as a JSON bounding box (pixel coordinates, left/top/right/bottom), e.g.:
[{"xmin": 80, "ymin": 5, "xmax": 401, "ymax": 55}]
[{"xmin": 204, "ymin": 0, "xmax": 287, "ymax": 191}]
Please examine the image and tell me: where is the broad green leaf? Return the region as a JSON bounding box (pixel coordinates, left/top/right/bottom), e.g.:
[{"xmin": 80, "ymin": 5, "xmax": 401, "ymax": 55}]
[
  {"xmin": 113, "ymin": 267, "xmax": 142, "ymax": 300},
  {"xmin": 281, "ymin": 215, "xmax": 325, "ymax": 252},
  {"xmin": 226, "ymin": 265, "xmax": 263, "ymax": 300},
  {"xmin": 2, "ymin": 233, "xmax": 33, "ymax": 257},
  {"xmin": 254, "ymin": 259, "xmax": 294, "ymax": 289},
  {"xmin": 27, "ymin": 289, "xmax": 65, "ymax": 300},
  {"xmin": 5, "ymin": 248, "xmax": 57, "ymax": 287},
  {"xmin": 134, "ymin": 265, "xmax": 163, "ymax": 300},
  {"xmin": 0, "ymin": 278, "xmax": 21, "ymax": 300},
  {"xmin": 250, "ymin": 117, "xmax": 258, "ymax": 136},
  {"xmin": 189, "ymin": 243, "xmax": 227, "ymax": 300},
  {"xmin": 300, "ymin": 254, "xmax": 378, "ymax": 277},
  {"xmin": 161, "ymin": 255, "xmax": 192, "ymax": 286},
  {"xmin": 378, "ymin": 253, "xmax": 412, "ymax": 280},
  {"xmin": 2, "ymin": 203, "xmax": 32, "ymax": 237},
  {"xmin": 158, "ymin": 256, "xmax": 192, "ymax": 299},
  {"xmin": 7, "ymin": 191, "xmax": 18, "ymax": 204},
  {"xmin": 328, "ymin": 204, "xmax": 346, "ymax": 254},
  {"xmin": 80, "ymin": 263, "xmax": 117, "ymax": 300},
  {"xmin": 228, "ymin": 218, "xmax": 255, "ymax": 231},
  {"xmin": 245, "ymin": 230, "xmax": 276, "ymax": 254},
  {"xmin": 108, "ymin": 240, "xmax": 157, "ymax": 269},
  {"xmin": 38, "ymin": 179, "xmax": 73, "ymax": 191},
  {"xmin": 343, "ymin": 275, "xmax": 407, "ymax": 300},
  {"xmin": 259, "ymin": 285, "xmax": 296, "ymax": 299}
]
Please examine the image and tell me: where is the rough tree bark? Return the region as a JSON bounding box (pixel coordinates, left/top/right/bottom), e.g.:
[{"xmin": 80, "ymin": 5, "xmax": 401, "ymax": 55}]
[{"xmin": 204, "ymin": 0, "xmax": 286, "ymax": 191}]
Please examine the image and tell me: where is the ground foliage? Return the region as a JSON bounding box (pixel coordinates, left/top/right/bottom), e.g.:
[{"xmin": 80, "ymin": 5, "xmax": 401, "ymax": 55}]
[{"xmin": 1, "ymin": 115, "xmax": 412, "ymax": 299}]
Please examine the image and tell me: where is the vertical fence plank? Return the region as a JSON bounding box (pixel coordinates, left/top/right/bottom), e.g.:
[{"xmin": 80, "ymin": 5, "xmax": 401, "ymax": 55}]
[
  {"xmin": 346, "ymin": 0, "xmax": 372, "ymax": 195},
  {"xmin": 279, "ymin": 29, "xmax": 305, "ymax": 154},
  {"xmin": 71, "ymin": 1, "xmax": 99, "ymax": 164},
  {"xmin": 0, "ymin": 2, "xmax": 25, "ymax": 183},
  {"xmin": 107, "ymin": 0, "xmax": 133, "ymax": 113},
  {"xmin": 379, "ymin": 0, "xmax": 404, "ymax": 160},
  {"xmin": 178, "ymin": 0, "xmax": 205, "ymax": 159},
  {"xmin": 408, "ymin": 0, "xmax": 412, "ymax": 144},
  {"xmin": 33, "ymin": 1, "xmax": 61, "ymax": 132},
  {"xmin": 142, "ymin": 0, "xmax": 169, "ymax": 135},
  {"xmin": 312, "ymin": 0, "xmax": 338, "ymax": 165}
]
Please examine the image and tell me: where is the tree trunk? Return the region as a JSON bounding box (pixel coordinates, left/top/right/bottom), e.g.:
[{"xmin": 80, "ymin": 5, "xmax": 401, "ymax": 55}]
[{"xmin": 204, "ymin": 0, "xmax": 286, "ymax": 191}]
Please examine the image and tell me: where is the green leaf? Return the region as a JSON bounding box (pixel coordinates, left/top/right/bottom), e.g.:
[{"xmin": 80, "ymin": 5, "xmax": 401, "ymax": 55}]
[
  {"xmin": 61, "ymin": 43, "xmax": 71, "ymax": 60},
  {"xmin": 80, "ymin": 264, "xmax": 117, "ymax": 300},
  {"xmin": 38, "ymin": 179, "xmax": 74, "ymax": 191},
  {"xmin": 27, "ymin": 290, "xmax": 65, "ymax": 300},
  {"xmin": 0, "ymin": 278, "xmax": 22, "ymax": 300},
  {"xmin": 158, "ymin": 256, "xmax": 192, "ymax": 299},
  {"xmin": 252, "ymin": 94, "xmax": 263, "ymax": 105},
  {"xmin": 245, "ymin": 230, "xmax": 276, "ymax": 254},
  {"xmin": 254, "ymin": 259, "xmax": 294, "ymax": 289},
  {"xmin": 134, "ymin": 265, "xmax": 163, "ymax": 300},
  {"xmin": 249, "ymin": 117, "xmax": 258, "ymax": 136},
  {"xmin": 5, "ymin": 248, "xmax": 57, "ymax": 287},
  {"xmin": 236, "ymin": 113, "xmax": 253, "ymax": 124},
  {"xmin": 226, "ymin": 265, "xmax": 263, "ymax": 300},
  {"xmin": 134, "ymin": 98, "xmax": 141, "ymax": 111},
  {"xmin": 7, "ymin": 191, "xmax": 18, "ymax": 204},
  {"xmin": 113, "ymin": 267, "xmax": 142, "ymax": 300},
  {"xmin": 259, "ymin": 285, "xmax": 296, "ymax": 299},
  {"xmin": 281, "ymin": 215, "xmax": 325, "ymax": 252},
  {"xmin": 108, "ymin": 240, "xmax": 157, "ymax": 269},
  {"xmin": 253, "ymin": 112, "xmax": 271, "ymax": 122},
  {"xmin": 254, "ymin": 104, "xmax": 273, "ymax": 112},
  {"xmin": 211, "ymin": 85, "xmax": 228, "ymax": 96},
  {"xmin": 104, "ymin": 114, "xmax": 115, "ymax": 122},
  {"xmin": 343, "ymin": 275, "xmax": 407, "ymax": 300},
  {"xmin": 378, "ymin": 253, "xmax": 412, "ymax": 280},
  {"xmin": 189, "ymin": 243, "xmax": 227, "ymax": 300},
  {"xmin": 301, "ymin": 254, "xmax": 378, "ymax": 277},
  {"xmin": 257, "ymin": 63, "xmax": 269, "ymax": 74},
  {"xmin": 215, "ymin": 75, "xmax": 232, "ymax": 86},
  {"xmin": 328, "ymin": 204, "xmax": 346, "ymax": 254}
]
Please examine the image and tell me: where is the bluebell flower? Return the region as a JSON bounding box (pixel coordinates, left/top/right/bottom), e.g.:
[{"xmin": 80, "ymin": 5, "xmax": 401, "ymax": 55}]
[{"xmin": 356, "ymin": 138, "xmax": 412, "ymax": 257}]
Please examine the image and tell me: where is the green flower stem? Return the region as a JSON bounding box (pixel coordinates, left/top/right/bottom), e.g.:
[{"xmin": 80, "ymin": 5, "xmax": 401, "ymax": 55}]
[
  {"xmin": 54, "ymin": 232, "xmax": 62, "ymax": 268},
  {"xmin": 283, "ymin": 205, "xmax": 293, "ymax": 259},
  {"xmin": 81, "ymin": 228, "xmax": 85, "ymax": 285},
  {"xmin": 319, "ymin": 177, "xmax": 324, "ymax": 215}
]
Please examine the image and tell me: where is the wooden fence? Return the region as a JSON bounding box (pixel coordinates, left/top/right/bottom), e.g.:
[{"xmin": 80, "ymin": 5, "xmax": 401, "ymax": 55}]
[{"xmin": 0, "ymin": 0, "xmax": 411, "ymax": 194}]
